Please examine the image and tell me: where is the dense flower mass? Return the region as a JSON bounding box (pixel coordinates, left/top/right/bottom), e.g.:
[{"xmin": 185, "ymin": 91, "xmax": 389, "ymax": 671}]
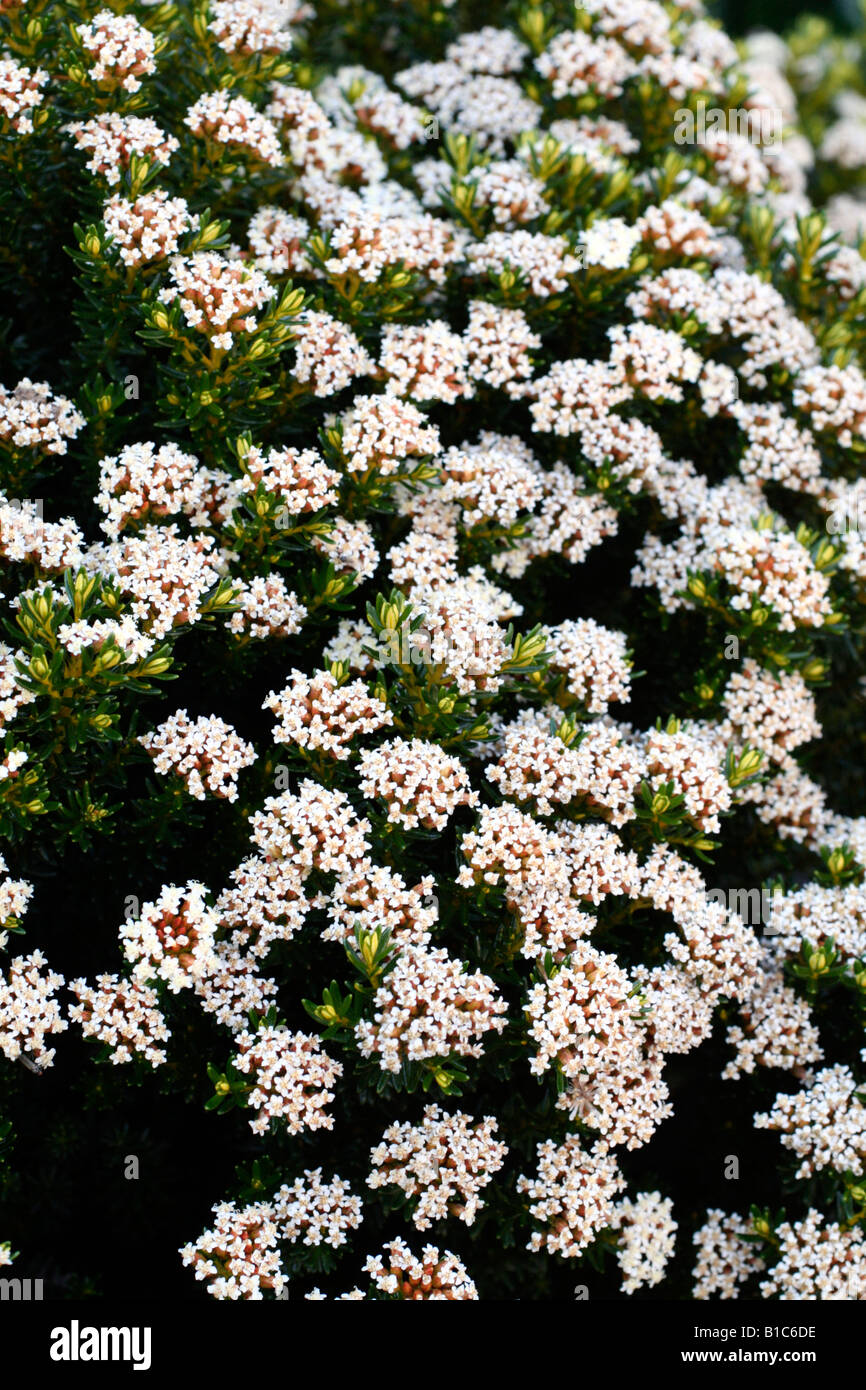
[
  {"xmin": 139, "ymin": 709, "xmax": 257, "ymax": 801},
  {"xmin": 2, "ymin": 0, "xmax": 866, "ymax": 1312}
]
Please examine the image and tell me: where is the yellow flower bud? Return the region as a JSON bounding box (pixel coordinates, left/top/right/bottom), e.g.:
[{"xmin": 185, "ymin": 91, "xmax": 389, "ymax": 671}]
[
  {"xmin": 93, "ymin": 647, "xmax": 122, "ymax": 671},
  {"xmin": 801, "ymin": 659, "xmax": 827, "ymax": 681},
  {"xmin": 196, "ymin": 220, "xmax": 224, "ymax": 248},
  {"xmin": 380, "ymin": 603, "xmax": 400, "ymax": 632},
  {"xmin": 136, "ymin": 654, "xmax": 172, "ymax": 677},
  {"xmin": 736, "ymin": 748, "xmax": 763, "ymax": 778}
]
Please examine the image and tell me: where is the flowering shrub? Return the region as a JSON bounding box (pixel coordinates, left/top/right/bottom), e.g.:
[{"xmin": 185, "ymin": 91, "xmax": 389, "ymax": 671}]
[{"xmin": 1, "ymin": 0, "xmax": 866, "ymax": 1304}]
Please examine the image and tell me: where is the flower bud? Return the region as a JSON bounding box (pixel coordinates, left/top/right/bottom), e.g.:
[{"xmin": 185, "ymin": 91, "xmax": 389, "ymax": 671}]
[
  {"xmin": 93, "ymin": 647, "xmax": 122, "ymax": 671},
  {"xmin": 136, "ymin": 654, "xmax": 172, "ymax": 677},
  {"xmin": 734, "ymin": 748, "xmax": 763, "ymax": 780},
  {"xmin": 801, "ymin": 659, "xmax": 827, "ymax": 681}
]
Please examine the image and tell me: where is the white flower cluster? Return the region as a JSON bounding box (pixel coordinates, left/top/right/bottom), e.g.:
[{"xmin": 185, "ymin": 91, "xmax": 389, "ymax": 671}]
[
  {"xmin": 0, "ymin": 950, "xmax": 68, "ymax": 1067},
  {"xmin": 139, "ymin": 709, "xmax": 257, "ymax": 801},
  {"xmin": 465, "ymin": 230, "xmax": 583, "ymax": 296},
  {"xmin": 0, "ymin": 58, "xmax": 47, "ymax": 133},
  {"xmin": 215, "ymin": 854, "xmax": 309, "ymax": 960},
  {"xmin": 227, "ymin": 574, "xmax": 307, "ymax": 639},
  {"xmin": 118, "ymin": 882, "xmax": 220, "ymax": 993},
  {"xmin": 250, "ymin": 779, "xmax": 372, "ymax": 873},
  {"xmin": 517, "ymin": 1136, "xmax": 625, "ymax": 1257},
  {"xmin": 247, "ymin": 206, "xmax": 311, "ymax": 276},
  {"xmin": 272, "ymin": 1169, "xmax": 362, "ymax": 1248},
  {"xmin": 184, "ymin": 90, "xmax": 283, "ymax": 166},
  {"xmin": 463, "ymin": 300, "xmax": 540, "ymax": 391},
  {"xmin": 356, "ymin": 736, "xmax": 478, "ymax": 830},
  {"xmin": 610, "ymin": 1192, "xmax": 678, "ymax": 1295},
  {"xmin": 102, "ymin": 191, "xmax": 199, "ymax": 269},
  {"xmin": 339, "ymin": 393, "xmax": 440, "ymax": 476},
  {"xmin": 77, "ymin": 11, "xmax": 157, "ymax": 92},
  {"xmin": 362, "ymin": 1237, "xmax": 478, "ymax": 1300},
  {"xmin": 320, "ymin": 864, "xmax": 437, "ymax": 949},
  {"xmin": 0, "ymin": 379, "xmax": 84, "ymax": 455},
  {"xmin": 238, "ymin": 442, "xmax": 339, "ymax": 513},
  {"xmin": 208, "ymin": 0, "xmax": 298, "ymax": 55},
  {"xmin": 367, "ymin": 1105, "xmax": 507, "ymax": 1229},
  {"xmin": 722, "ymin": 974, "xmax": 823, "ymax": 1081},
  {"xmin": 95, "ymin": 441, "xmax": 229, "ymax": 538},
  {"xmin": 180, "ymin": 1200, "xmax": 286, "ymax": 1300},
  {"xmin": 67, "ymin": 974, "xmax": 170, "ymax": 1066},
  {"xmin": 158, "ymin": 252, "xmax": 276, "ymax": 351},
  {"xmin": 291, "ymin": 311, "xmax": 374, "ymax": 396},
  {"xmin": 692, "ymin": 1209, "xmax": 765, "ymax": 1299},
  {"xmin": 541, "ymin": 623, "xmax": 631, "ymax": 718},
  {"xmin": 380, "ymin": 321, "xmax": 472, "ymax": 404},
  {"xmin": 755, "ymin": 1065, "xmax": 866, "ymax": 1180},
  {"xmin": 263, "ymin": 668, "xmax": 391, "ymax": 760},
  {"xmin": 354, "ymin": 944, "xmax": 507, "ymax": 1073},
  {"xmin": 105, "ymin": 526, "xmax": 225, "ymax": 638},
  {"xmin": 485, "ymin": 715, "xmax": 643, "ymax": 825},
  {"xmin": 65, "ymin": 113, "xmax": 179, "ymax": 184},
  {"xmin": 233, "ymin": 1026, "xmax": 343, "ymax": 1136},
  {"xmin": 759, "ymin": 1211, "xmax": 866, "ymax": 1300},
  {"xmin": 0, "ymin": 854, "xmax": 32, "ymax": 948},
  {"xmin": 642, "ymin": 725, "xmax": 732, "ymax": 834},
  {"xmin": 0, "ymin": 505, "xmax": 84, "ymax": 574}
]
